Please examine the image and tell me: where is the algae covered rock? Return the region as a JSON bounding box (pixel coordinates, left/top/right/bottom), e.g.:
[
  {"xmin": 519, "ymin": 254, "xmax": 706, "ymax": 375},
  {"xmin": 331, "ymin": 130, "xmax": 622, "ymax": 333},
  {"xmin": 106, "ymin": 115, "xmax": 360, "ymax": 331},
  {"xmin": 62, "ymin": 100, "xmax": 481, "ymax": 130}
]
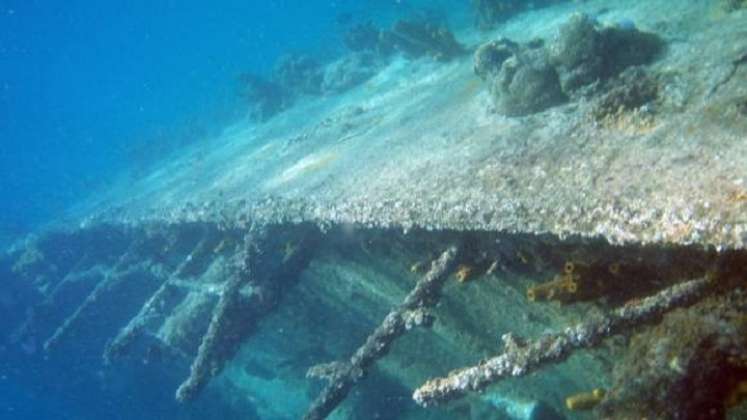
[
  {"xmin": 548, "ymin": 12, "xmax": 606, "ymax": 93},
  {"xmin": 238, "ymin": 73, "xmax": 291, "ymax": 122},
  {"xmin": 321, "ymin": 52, "xmax": 380, "ymax": 94},
  {"xmin": 598, "ymin": 23, "xmax": 665, "ymax": 79},
  {"xmin": 343, "ymin": 22, "xmax": 381, "ymax": 53},
  {"xmin": 474, "ymin": 13, "xmax": 665, "ymax": 117},
  {"xmin": 491, "ymin": 47, "xmax": 566, "ymax": 116},
  {"xmin": 471, "ymin": 0, "xmax": 523, "ymax": 29},
  {"xmin": 591, "ymin": 66, "xmax": 660, "ymax": 121},
  {"xmin": 737, "ymin": 96, "xmax": 747, "ymax": 117},
  {"xmin": 473, "ymin": 38, "xmax": 519, "ymax": 81},
  {"xmin": 475, "ymin": 40, "xmax": 566, "ymax": 116},
  {"xmin": 379, "ymin": 19, "xmax": 466, "ymax": 61},
  {"xmin": 722, "ymin": 0, "xmax": 747, "ymax": 11},
  {"xmin": 342, "ymin": 19, "xmax": 465, "ymax": 62},
  {"xmin": 549, "ymin": 12, "xmax": 665, "ymax": 94},
  {"xmin": 471, "ymin": 0, "xmax": 571, "ymax": 30},
  {"xmin": 272, "ymin": 53, "xmax": 325, "ymax": 96}
]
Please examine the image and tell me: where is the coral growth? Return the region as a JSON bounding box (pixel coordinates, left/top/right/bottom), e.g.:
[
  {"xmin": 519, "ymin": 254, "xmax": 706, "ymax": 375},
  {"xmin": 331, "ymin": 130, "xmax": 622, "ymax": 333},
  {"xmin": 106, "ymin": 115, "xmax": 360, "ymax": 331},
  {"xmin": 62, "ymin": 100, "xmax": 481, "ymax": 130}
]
[
  {"xmin": 525, "ymin": 251, "xmax": 711, "ymax": 306},
  {"xmin": 471, "ymin": 0, "xmax": 522, "ymax": 30},
  {"xmin": 727, "ymin": 381, "xmax": 747, "ymax": 409},
  {"xmin": 241, "ymin": 50, "xmax": 380, "ymax": 120},
  {"xmin": 591, "ymin": 67, "xmax": 660, "ymax": 128},
  {"xmin": 473, "ymin": 12, "xmax": 665, "ymax": 117},
  {"xmin": 410, "ymin": 261, "xmax": 426, "ymax": 273},
  {"xmin": 272, "ymin": 54, "xmax": 325, "ymax": 96},
  {"xmin": 343, "ymin": 19, "xmax": 465, "ymax": 62},
  {"xmin": 526, "ymin": 272, "xmax": 577, "ymax": 302},
  {"xmin": 565, "ymin": 388, "xmax": 606, "ymax": 410},
  {"xmin": 238, "ymin": 73, "xmax": 291, "ymax": 121},
  {"xmin": 414, "ymin": 276, "xmax": 712, "ymax": 407},
  {"xmin": 549, "ymin": 13, "xmax": 665, "ymax": 94},
  {"xmin": 455, "ymin": 264, "xmax": 474, "ymax": 283},
  {"xmin": 320, "ymin": 52, "xmax": 379, "ymax": 94},
  {"xmin": 241, "ymin": 13, "xmax": 464, "ymax": 118},
  {"xmin": 476, "ymin": 40, "xmax": 566, "ymax": 116},
  {"xmin": 598, "ymin": 291, "xmax": 747, "ymax": 419},
  {"xmin": 343, "ymin": 22, "xmax": 381, "ymax": 52},
  {"xmin": 736, "ymin": 96, "xmax": 747, "ymax": 117},
  {"xmin": 722, "ymin": 0, "xmax": 747, "ymax": 11},
  {"xmin": 727, "ymin": 188, "xmax": 747, "ymax": 204},
  {"xmin": 471, "ymin": 0, "xmax": 567, "ymax": 30},
  {"xmin": 526, "ymin": 261, "xmax": 606, "ymax": 303},
  {"xmin": 548, "ymin": 12, "xmax": 605, "ymax": 93},
  {"xmin": 474, "ymin": 38, "xmax": 519, "ymax": 81},
  {"xmin": 379, "ymin": 20, "xmax": 465, "ymax": 61}
]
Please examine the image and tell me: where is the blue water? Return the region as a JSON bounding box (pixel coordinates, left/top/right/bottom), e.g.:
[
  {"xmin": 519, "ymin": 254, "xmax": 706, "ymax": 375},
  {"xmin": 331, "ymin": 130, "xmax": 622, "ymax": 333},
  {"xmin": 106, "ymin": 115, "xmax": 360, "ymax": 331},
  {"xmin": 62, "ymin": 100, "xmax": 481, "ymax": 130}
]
[
  {"xmin": 1, "ymin": 2, "xmax": 468, "ymax": 418},
  {"xmin": 0, "ymin": 0, "xmax": 413, "ymax": 237},
  {"xmin": 1, "ymin": 1, "xmax": 339, "ymax": 418}
]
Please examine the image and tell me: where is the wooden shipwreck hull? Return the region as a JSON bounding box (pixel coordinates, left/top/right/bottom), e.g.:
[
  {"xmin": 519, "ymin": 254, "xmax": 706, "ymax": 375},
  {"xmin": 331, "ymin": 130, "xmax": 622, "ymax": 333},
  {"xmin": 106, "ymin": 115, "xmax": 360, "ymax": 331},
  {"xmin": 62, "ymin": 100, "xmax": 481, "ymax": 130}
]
[{"xmin": 3, "ymin": 1, "xmax": 747, "ymax": 418}]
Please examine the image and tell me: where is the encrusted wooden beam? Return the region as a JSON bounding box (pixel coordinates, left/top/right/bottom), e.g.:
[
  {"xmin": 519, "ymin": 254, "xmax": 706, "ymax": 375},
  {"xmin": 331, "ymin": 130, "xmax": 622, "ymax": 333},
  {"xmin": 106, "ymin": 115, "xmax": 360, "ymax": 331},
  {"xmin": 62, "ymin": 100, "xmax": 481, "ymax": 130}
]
[
  {"xmin": 43, "ymin": 241, "xmax": 145, "ymax": 352},
  {"xmin": 175, "ymin": 233, "xmax": 259, "ymax": 402},
  {"xmin": 413, "ymin": 276, "xmax": 712, "ymax": 407},
  {"xmin": 103, "ymin": 235, "xmax": 213, "ymax": 364},
  {"xmin": 303, "ymin": 245, "xmax": 459, "ymax": 420}
]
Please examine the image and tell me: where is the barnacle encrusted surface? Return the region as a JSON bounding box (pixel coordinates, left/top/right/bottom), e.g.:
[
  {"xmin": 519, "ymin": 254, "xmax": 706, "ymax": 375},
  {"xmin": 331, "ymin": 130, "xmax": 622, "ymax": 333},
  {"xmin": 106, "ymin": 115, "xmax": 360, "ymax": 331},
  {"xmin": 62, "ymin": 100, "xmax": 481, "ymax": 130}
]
[{"xmin": 80, "ymin": 0, "xmax": 747, "ymax": 251}]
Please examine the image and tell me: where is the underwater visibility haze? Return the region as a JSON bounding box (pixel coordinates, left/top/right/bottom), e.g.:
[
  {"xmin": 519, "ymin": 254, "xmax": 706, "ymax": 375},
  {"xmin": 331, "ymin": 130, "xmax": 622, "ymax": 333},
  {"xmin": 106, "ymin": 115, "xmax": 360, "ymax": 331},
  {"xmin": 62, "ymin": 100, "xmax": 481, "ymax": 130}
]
[{"xmin": 3, "ymin": 0, "xmax": 747, "ymax": 419}]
